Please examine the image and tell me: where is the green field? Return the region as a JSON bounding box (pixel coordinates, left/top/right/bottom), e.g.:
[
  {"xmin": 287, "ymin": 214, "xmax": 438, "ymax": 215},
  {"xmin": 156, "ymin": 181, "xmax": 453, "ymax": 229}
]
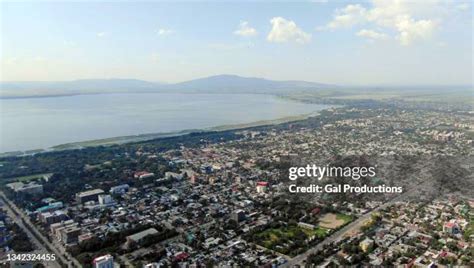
[
  {"xmin": 304, "ymin": 226, "xmax": 330, "ymax": 237},
  {"xmin": 255, "ymin": 225, "xmax": 330, "ymax": 256},
  {"xmin": 336, "ymin": 213, "xmax": 353, "ymax": 223}
]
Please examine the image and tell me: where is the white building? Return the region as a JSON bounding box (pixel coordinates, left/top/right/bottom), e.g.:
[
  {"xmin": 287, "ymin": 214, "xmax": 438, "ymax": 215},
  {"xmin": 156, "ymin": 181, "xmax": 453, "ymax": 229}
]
[
  {"xmin": 143, "ymin": 263, "xmax": 160, "ymax": 268},
  {"xmin": 98, "ymin": 194, "xmax": 114, "ymax": 205},
  {"xmin": 93, "ymin": 254, "xmax": 114, "ymax": 268}
]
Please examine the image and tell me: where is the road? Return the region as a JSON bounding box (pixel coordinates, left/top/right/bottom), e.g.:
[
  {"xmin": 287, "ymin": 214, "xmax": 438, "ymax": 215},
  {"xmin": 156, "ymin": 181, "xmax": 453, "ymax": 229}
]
[
  {"xmin": 0, "ymin": 198, "xmax": 62, "ymax": 268},
  {"xmin": 282, "ymin": 181, "xmax": 429, "ymax": 267},
  {"xmin": 0, "ymin": 191, "xmax": 82, "ymax": 267}
]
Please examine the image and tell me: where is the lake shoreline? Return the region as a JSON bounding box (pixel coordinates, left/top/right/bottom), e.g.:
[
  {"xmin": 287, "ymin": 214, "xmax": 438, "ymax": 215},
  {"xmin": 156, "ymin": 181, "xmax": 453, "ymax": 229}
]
[{"xmin": 0, "ymin": 105, "xmax": 332, "ymax": 158}]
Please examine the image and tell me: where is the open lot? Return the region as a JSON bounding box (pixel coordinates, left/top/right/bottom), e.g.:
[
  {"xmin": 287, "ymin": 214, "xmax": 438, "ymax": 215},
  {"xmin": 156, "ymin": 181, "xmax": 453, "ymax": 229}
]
[{"xmin": 318, "ymin": 213, "xmax": 352, "ymax": 229}]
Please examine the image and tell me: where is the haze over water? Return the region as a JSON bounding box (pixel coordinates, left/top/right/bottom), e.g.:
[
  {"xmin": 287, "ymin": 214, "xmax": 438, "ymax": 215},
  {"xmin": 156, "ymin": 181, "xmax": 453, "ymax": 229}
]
[{"xmin": 0, "ymin": 93, "xmax": 330, "ymax": 153}]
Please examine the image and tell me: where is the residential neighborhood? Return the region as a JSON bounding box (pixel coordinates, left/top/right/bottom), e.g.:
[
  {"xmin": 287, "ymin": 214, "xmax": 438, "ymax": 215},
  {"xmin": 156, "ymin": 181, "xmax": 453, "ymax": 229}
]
[{"xmin": 0, "ymin": 104, "xmax": 472, "ymax": 267}]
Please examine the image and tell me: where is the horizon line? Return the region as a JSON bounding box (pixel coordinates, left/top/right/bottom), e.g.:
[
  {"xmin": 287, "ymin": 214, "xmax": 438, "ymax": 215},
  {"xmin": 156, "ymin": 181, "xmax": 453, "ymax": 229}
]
[{"xmin": 0, "ymin": 74, "xmax": 472, "ymax": 88}]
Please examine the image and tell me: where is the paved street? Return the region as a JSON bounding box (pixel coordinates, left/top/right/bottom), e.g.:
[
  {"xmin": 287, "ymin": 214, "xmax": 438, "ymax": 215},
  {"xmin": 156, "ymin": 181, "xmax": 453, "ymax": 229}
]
[
  {"xmin": 0, "ymin": 197, "xmax": 62, "ymax": 268},
  {"xmin": 0, "ymin": 191, "xmax": 82, "ymax": 267}
]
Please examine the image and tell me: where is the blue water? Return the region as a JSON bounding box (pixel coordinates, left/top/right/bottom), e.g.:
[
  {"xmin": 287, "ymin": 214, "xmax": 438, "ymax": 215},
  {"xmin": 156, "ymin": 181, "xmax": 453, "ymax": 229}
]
[{"xmin": 0, "ymin": 93, "xmax": 329, "ymax": 152}]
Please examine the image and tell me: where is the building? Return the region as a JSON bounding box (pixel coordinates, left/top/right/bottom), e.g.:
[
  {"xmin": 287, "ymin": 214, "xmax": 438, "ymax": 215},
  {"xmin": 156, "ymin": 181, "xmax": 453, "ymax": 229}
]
[
  {"xmin": 39, "ymin": 210, "xmax": 68, "ymax": 225},
  {"xmin": 443, "ymin": 222, "xmax": 459, "ymax": 234},
  {"xmin": 143, "ymin": 263, "xmax": 160, "ymax": 268},
  {"xmin": 50, "ymin": 220, "xmax": 78, "ymax": 242},
  {"xmin": 434, "ymin": 132, "xmax": 454, "ymax": 142},
  {"xmin": 360, "ymin": 237, "xmax": 374, "ymax": 253},
  {"xmin": 256, "ymin": 181, "xmax": 268, "ymax": 193},
  {"xmin": 165, "ymin": 171, "xmax": 183, "ymax": 180},
  {"xmin": 78, "ymin": 232, "xmax": 94, "ymax": 243},
  {"xmin": 231, "ymin": 209, "xmax": 246, "ymax": 223},
  {"xmin": 134, "ymin": 171, "xmax": 155, "ymax": 179},
  {"xmin": 59, "ymin": 226, "xmax": 81, "ymax": 244},
  {"xmin": 298, "ymin": 222, "xmax": 316, "ymax": 230},
  {"xmin": 126, "ymin": 228, "xmax": 158, "ymax": 244},
  {"xmin": 174, "ymin": 252, "xmax": 190, "ymax": 262},
  {"xmin": 76, "ymin": 189, "xmax": 105, "ymax": 203},
  {"xmin": 189, "ymin": 174, "xmax": 196, "ymax": 184},
  {"xmin": 109, "ymin": 184, "xmax": 129, "ymax": 195},
  {"xmin": 36, "ymin": 202, "xmax": 64, "ymax": 213},
  {"xmin": 93, "ymin": 254, "xmax": 114, "ymax": 268},
  {"xmin": 6, "ymin": 182, "xmax": 43, "ymax": 195},
  {"xmin": 98, "ymin": 194, "xmax": 114, "ymax": 205}
]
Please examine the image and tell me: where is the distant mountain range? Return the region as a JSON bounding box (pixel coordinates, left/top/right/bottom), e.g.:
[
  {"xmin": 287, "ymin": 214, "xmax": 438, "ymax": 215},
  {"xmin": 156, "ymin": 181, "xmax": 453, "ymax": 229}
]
[
  {"xmin": 0, "ymin": 75, "xmax": 335, "ymax": 98},
  {"xmin": 165, "ymin": 74, "xmax": 333, "ymax": 93}
]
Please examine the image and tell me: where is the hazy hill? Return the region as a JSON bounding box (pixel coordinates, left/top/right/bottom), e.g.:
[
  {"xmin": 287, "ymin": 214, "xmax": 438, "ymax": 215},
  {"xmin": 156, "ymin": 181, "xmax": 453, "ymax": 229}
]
[
  {"xmin": 163, "ymin": 74, "xmax": 333, "ymax": 93},
  {"xmin": 0, "ymin": 75, "xmax": 334, "ymax": 98}
]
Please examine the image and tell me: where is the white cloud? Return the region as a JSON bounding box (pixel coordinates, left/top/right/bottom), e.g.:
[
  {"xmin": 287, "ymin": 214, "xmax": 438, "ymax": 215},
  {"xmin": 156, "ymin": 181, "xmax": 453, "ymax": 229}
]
[
  {"xmin": 323, "ymin": 0, "xmax": 443, "ymax": 45},
  {"xmin": 395, "ymin": 16, "xmax": 436, "ymax": 46},
  {"xmin": 96, "ymin": 32, "xmax": 106, "ymax": 38},
  {"xmin": 327, "ymin": 4, "xmax": 367, "ymax": 29},
  {"xmin": 356, "ymin": 29, "xmax": 389, "ymax": 40},
  {"xmin": 267, "ymin": 17, "xmax": 311, "ymax": 44},
  {"xmin": 233, "ymin": 21, "xmax": 258, "ymax": 37},
  {"xmin": 158, "ymin": 28, "xmax": 174, "ymax": 36},
  {"xmin": 367, "ymin": 0, "xmax": 409, "ymax": 26}
]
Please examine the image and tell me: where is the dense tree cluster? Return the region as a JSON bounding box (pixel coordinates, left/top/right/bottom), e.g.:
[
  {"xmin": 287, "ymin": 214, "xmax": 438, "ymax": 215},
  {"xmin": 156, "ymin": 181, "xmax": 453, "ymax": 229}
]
[{"xmin": 6, "ymin": 222, "xmax": 35, "ymax": 252}]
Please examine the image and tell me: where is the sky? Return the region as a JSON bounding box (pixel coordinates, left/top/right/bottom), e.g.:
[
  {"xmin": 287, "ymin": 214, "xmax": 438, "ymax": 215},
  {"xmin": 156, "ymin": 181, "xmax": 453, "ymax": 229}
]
[{"xmin": 1, "ymin": 0, "xmax": 472, "ymax": 86}]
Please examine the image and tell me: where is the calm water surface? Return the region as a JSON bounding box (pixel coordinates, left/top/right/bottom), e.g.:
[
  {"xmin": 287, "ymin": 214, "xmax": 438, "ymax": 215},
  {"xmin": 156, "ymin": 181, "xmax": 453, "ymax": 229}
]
[{"xmin": 0, "ymin": 93, "xmax": 330, "ymax": 152}]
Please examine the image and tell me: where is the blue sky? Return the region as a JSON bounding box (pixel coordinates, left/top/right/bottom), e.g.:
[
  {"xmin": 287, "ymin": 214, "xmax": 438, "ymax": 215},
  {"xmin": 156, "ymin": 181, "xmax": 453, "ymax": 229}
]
[{"xmin": 1, "ymin": 0, "xmax": 472, "ymax": 85}]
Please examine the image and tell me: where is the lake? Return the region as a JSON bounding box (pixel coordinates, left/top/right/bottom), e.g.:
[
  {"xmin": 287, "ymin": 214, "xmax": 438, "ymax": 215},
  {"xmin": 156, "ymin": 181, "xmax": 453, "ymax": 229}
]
[{"xmin": 0, "ymin": 93, "xmax": 330, "ymax": 153}]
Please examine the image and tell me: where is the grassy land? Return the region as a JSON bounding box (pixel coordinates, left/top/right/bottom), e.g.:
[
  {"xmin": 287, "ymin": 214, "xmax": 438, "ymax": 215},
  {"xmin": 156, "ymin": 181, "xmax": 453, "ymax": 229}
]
[
  {"xmin": 336, "ymin": 213, "xmax": 353, "ymax": 224},
  {"xmin": 303, "ymin": 226, "xmax": 330, "ymax": 238},
  {"xmin": 255, "ymin": 225, "xmax": 330, "ymax": 256}
]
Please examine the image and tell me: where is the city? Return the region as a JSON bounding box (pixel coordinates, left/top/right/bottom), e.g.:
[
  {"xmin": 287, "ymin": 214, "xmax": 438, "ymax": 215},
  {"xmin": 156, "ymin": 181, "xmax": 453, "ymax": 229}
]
[
  {"xmin": 1, "ymin": 1, "xmax": 472, "ymax": 267},
  {"xmin": 0, "ymin": 100, "xmax": 472, "ymax": 267}
]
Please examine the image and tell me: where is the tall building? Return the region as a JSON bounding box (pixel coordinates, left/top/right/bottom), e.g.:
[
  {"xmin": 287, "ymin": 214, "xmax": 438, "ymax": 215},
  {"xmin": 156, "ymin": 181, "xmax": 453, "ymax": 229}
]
[{"xmin": 93, "ymin": 254, "xmax": 114, "ymax": 268}]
